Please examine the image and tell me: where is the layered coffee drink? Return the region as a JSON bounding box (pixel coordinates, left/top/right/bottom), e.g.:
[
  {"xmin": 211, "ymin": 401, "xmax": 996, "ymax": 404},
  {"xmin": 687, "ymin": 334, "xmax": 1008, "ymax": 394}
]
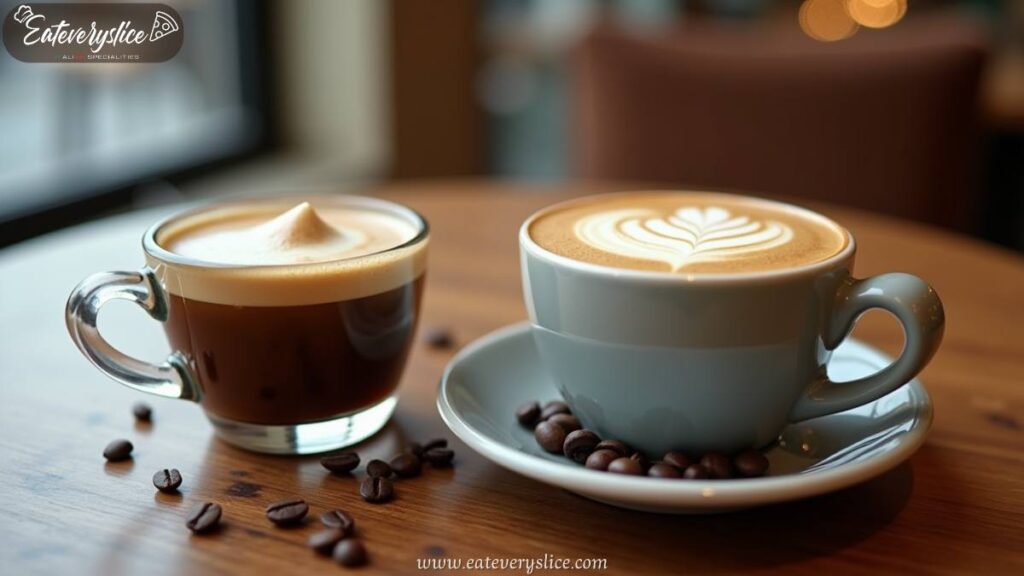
[
  {"xmin": 148, "ymin": 199, "xmax": 427, "ymax": 425},
  {"xmin": 528, "ymin": 192, "xmax": 848, "ymax": 274}
]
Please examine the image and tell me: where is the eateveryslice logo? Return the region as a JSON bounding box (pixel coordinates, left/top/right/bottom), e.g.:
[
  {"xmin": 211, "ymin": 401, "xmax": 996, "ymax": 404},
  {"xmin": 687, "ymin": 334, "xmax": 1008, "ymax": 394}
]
[{"xmin": 3, "ymin": 3, "xmax": 183, "ymax": 62}]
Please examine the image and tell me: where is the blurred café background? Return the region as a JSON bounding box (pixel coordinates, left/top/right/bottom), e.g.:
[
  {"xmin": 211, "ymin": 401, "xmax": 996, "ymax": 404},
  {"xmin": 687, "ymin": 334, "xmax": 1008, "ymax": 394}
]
[{"xmin": 1, "ymin": 0, "xmax": 1021, "ymax": 251}]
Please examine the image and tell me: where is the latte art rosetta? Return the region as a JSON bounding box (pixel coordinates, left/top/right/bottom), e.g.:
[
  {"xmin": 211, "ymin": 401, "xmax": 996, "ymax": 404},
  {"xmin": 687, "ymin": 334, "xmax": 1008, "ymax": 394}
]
[{"xmin": 573, "ymin": 206, "xmax": 794, "ymax": 271}]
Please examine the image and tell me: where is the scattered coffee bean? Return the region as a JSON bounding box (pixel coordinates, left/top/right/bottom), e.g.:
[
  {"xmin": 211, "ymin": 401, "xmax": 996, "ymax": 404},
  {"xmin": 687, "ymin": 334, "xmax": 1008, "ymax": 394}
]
[
  {"xmin": 534, "ymin": 421, "xmax": 566, "ymax": 453},
  {"xmin": 607, "ymin": 457, "xmax": 644, "ymax": 476},
  {"xmin": 421, "ymin": 438, "xmax": 448, "ymax": 452},
  {"xmin": 585, "ymin": 449, "xmax": 619, "ymax": 471},
  {"xmin": 700, "ymin": 453, "xmax": 734, "ymax": 479},
  {"xmin": 547, "ymin": 413, "xmax": 581, "ymax": 433},
  {"xmin": 320, "ymin": 452, "xmax": 360, "ymax": 474},
  {"xmin": 366, "ymin": 459, "xmax": 393, "ymax": 479},
  {"xmin": 266, "ymin": 498, "xmax": 308, "ymax": 526},
  {"xmin": 360, "ymin": 477, "xmax": 394, "ymax": 503},
  {"xmin": 422, "ymin": 448, "xmax": 455, "ymax": 468},
  {"xmin": 390, "ymin": 453, "xmax": 422, "ymax": 478},
  {"xmin": 515, "ymin": 401, "xmax": 542, "ymax": 427},
  {"xmin": 662, "ymin": 451, "xmax": 692, "ymax": 470},
  {"xmin": 333, "ymin": 538, "xmax": 368, "ymax": 567},
  {"xmin": 562, "ymin": 429, "xmax": 600, "ymax": 464},
  {"xmin": 629, "ymin": 452, "xmax": 650, "ymax": 471},
  {"xmin": 683, "ymin": 464, "xmax": 711, "ymax": 479},
  {"xmin": 733, "ymin": 450, "xmax": 770, "ymax": 478},
  {"xmin": 409, "ymin": 442, "xmax": 424, "ymax": 458},
  {"xmin": 308, "ymin": 529, "xmax": 346, "ymax": 555},
  {"xmin": 132, "ymin": 402, "xmax": 152, "ymax": 422},
  {"xmin": 321, "ymin": 509, "xmax": 355, "ymax": 535},
  {"xmin": 648, "ymin": 463, "xmax": 682, "ymax": 478},
  {"xmin": 540, "ymin": 400, "xmax": 571, "ymax": 420},
  {"xmin": 185, "ymin": 502, "xmax": 222, "ymax": 534},
  {"xmin": 153, "ymin": 468, "xmax": 182, "ymax": 493},
  {"xmin": 425, "ymin": 327, "xmax": 454, "ymax": 349},
  {"xmin": 103, "ymin": 439, "xmax": 133, "ymax": 462},
  {"xmin": 594, "ymin": 440, "xmax": 629, "ymax": 457}
]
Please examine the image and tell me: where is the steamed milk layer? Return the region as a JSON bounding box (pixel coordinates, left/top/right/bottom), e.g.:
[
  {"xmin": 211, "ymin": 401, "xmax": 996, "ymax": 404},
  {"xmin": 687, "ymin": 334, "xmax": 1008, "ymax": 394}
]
[
  {"xmin": 150, "ymin": 200, "xmax": 427, "ymax": 306},
  {"xmin": 528, "ymin": 192, "xmax": 847, "ymax": 274}
]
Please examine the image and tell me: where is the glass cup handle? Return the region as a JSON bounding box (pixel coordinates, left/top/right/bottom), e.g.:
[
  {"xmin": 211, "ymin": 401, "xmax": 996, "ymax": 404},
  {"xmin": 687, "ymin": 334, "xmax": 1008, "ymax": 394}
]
[{"xmin": 65, "ymin": 266, "xmax": 200, "ymax": 401}]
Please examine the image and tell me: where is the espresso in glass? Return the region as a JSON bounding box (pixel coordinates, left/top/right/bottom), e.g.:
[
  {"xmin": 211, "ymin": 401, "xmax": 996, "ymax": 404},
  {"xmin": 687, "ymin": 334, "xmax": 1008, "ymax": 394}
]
[{"xmin": 66, "ymin": 196, "xmax": 428, "ymax": 454}]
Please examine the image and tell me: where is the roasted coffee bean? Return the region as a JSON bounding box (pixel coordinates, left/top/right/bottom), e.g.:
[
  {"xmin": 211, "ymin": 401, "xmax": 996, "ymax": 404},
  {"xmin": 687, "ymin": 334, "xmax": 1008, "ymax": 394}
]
[
  {"xmin": 539, "ymin": 400, "xmax": 570, "ymax": 420},
  {"xmin": 320, "ymin": 452, "xmax": 360, "ymax": 474},
  {"xmin": 547, "ymin": 413, "xmax": 581, "ymax": 433},
  {"xmin": 629, "ymin": 451, "xmax": 650, "ymax": 471},
  {"xmin": 321, "ymin": 509, "xmax": 355, "ymax": 535},
  {"xmin": 425, "ymin": 327, "xmax": 454, "ymax": 349},
  {"xmin": 562, "ymin": 429, "xmax": 601, "ymax": 464},
  {"xmin": 360, "ymin": 477, "xmax": 394, "ymax": 503},
  {"xmin": 733, "ymin": 450, "xmax": 770, "ymax": 478},
  {"xmin": 153, "ymin": 468, "xmax": 182, "ymax": 493},
  {"xmin": 186, "ymin": 502, "xmax": 222, "ymax": 534},
  {"xmin": 409, "ymin": 442, "xmax": 424, "ymax": 458},
  {"xmin": 266, "ymin": 498, "xmax": 308, "ymax": 525},
  {"xmin": 421, "ymin": 438, "xmax": 448, "ymax": 452},
  {"xmin": 534, "ymin": 421, "xmax": 566, "ymax": 453},
  {"xmin": 594, "ymin": 440, "xmax": 629, "ymax": 457},
  {"xmin": 700, "ymin": 453, "xmax": 734, "ymax": 479},
  {"xmin": 333, "ymin": 538, "xmax": 368, "ymax": 567},
  {"xmin": 515, "ymin": 401, "xmax": 542, "ymax": 427},
  {"xmin": 132, "ymin": 402, "xmax": 152, "ymax": 422},
  {"xmin": 389, "ymin": 453, "xmax": 422, "ymax": 478},
  {"xmin": 648, "ymin": 463, "xmax": 682, "ymax": 479},
  {"xmin": 103, "ymin": 439, "xmax": 133, "ymax": 462},
  {"xmin": 683, "ymin": 464, "xmax": 711, "ymax": 479},
  {"xmin": 585, "ymin": 449, "xmax": 619, "ymax": 471},
  {"xmin": 366, "ymin": 459, "xmax": 393, "ymax": 478},
  {"xmin": 308, "ymin": 529, "xmax": 346, "ymax": 555},
  {"xmin": 422, "ymin": 448, "xmax": 454, "ymax": 467},
  {"xmin": 607, "ymin": 457, "xmax": 644, "ymax": 476},
  {"xmin": 662, "ymin": 451, "xmax": 692, "ymax": 470}
]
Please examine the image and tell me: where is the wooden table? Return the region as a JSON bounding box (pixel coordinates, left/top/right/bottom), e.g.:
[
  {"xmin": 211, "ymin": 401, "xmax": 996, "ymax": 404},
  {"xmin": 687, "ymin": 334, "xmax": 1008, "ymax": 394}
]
[{"xmin": 2, "ymin": 180, "xmax": 1022, "ymax": 575}]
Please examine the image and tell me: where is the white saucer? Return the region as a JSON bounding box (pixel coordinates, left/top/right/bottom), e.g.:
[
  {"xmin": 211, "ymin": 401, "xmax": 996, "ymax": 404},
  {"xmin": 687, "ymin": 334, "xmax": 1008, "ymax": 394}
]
[{"xmin": 437, "ymin": 322, "xmax": 932, "ymax": 514}]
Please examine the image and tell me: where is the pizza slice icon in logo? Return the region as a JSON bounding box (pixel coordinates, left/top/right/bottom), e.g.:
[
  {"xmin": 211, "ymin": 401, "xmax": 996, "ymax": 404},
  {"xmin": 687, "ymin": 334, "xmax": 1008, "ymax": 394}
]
[{"xmin": 149, "ymin": 10, "xmax": 179, "ymax": 41}]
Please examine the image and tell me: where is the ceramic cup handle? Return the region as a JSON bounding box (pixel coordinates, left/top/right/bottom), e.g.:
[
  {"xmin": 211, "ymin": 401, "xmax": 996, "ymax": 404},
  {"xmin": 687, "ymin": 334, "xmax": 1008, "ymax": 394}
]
[
  {"xmin": 789, "ymin": 273, "xmax": 944, "ymax": 421},
  {"xmin": 65, "ymin": 266, "xmax": 200, "ymax": 401}
]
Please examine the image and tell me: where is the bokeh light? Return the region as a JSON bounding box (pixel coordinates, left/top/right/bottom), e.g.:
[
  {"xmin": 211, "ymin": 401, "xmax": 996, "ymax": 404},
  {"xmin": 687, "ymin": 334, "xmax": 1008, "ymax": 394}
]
[
  {"xmin": 846, "ymin": 0, "xmax": 907, "ymax": 29},
  {"xmin": 799, "ymin": 0, "xmax": 859, "ymax": 42}
]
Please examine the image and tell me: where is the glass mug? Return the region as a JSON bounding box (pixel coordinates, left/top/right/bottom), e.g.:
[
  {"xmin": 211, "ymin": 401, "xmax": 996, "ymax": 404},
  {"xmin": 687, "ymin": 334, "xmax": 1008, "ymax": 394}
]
[{"xmin": 66, "ymin": 196, "xmax": 428, "ymax": 454}]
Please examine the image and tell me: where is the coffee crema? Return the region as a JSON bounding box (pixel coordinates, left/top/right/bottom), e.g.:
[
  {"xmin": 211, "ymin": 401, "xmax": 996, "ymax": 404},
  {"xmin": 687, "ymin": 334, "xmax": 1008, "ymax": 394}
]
[{"xmin": 528, "ymin": 192, "xmax": 848, "ymax": 273}]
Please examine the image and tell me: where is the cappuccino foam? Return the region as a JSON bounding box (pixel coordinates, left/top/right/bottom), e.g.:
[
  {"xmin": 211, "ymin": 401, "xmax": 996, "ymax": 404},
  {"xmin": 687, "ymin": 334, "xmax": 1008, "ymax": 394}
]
[{"xmin": 528, "ymin": 192, "xmax": 847, "ymax": 274}]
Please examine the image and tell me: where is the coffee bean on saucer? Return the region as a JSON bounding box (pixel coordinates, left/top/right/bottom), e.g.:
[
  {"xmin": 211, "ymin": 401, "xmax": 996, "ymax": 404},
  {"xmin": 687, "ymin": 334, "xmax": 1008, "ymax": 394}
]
[
  {"xmin": 563, "ymin": 429, "xmax": 600, "ymax": 464},
  {"xmin": 733, "ymin": 450, "xmax": 770, "ymax": 478},
  {"xmin": 320, "ymin": 452, "xmax": 360, "ymax": 474},
  {"xmin": 540, "ymin": 400, "xmax": 570, "ymax": 420},
  {"xmin": 547, "ymin": 413, "xmax": 581, "ymax": 433},
  {"xmin": 629, "ymin": 452, "xmax": 650, "ymax": 471},
  {"xmin": 648, "ymin": 463, "xmax": 682, "ymax": 478},
  {"xmin": 594, "ymin": 440, "xmax": 629, "ymax": 457},
  {"xmin": 334, "ymin": 538, "xmax": 368, "ymax": 567},
  {"xmin": 360, "ymin": 477, "xmax": 394, "ymax": 503},
  {"xmin": 390, "ymin": 453, "xmax": 422, "ymax": 478},
  {"xmin": 321, "ymin": 509, "xmax": 355, "ymax": 535},
  {"xmin": 534, "ymin": 421, "xmax": 566, "ymax": 453},
  {"xmin": 585, "ymin": 449, "xmax": 619, "ymax": 471},
  {"xmin": 422, "ymin": 448, "xmax": 455, "ymax": 468},
  {"xmin": 683, "ymin": 464, "xmax": 711, "ymax": 479},
  {"xmin": 700, "ymin": 453, "xmax": 734, "ymax": 479},
  {"xmin": 662, "ymin": 451, "xmax": 692, "ymax": 470},
  {"xmin": 607, "ymin": 457, "xmax": 644, "ymax": 476},
  {"xmin": 266, "ymin": 498, "xmax": 308, "ymax": 525},
  {"xmin": 308, "ymin": 529, "xmax": 346, "ymax": 556},
  {"xmin": 103, "ymin": 439, "xmax": 133, "ymax": 462},
  {"xmin": 186, "ymin": 502, "xmax": 222, "ymax": 534},
  {"xmin": 367, "ymin": 459, "xmax": 393, "ymax": 478},
  {"xmin": 153, "ymin": 468, "xmax": 182, "ymax": 493},
  {"xmin": 425, "ymin": 327, "xmax": 454, "ymax": 349},
  {"xmin": 515, "ymin": 401, "xmax": 542, "ymax": 427},
  {"xmin": 132, "ymin": 402, "xmax": 152, "ymax": 422}
]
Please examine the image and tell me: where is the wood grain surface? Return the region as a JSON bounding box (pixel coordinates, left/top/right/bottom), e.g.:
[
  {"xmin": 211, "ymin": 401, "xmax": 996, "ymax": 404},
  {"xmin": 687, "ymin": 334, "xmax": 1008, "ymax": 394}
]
[{"xmin": 1, "ymin": 180, "xmax": 1022, "ymax": 575}]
